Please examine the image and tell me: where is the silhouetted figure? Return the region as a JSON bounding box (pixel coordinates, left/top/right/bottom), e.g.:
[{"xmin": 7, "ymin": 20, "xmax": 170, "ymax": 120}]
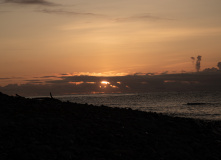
[{"xmin": 50, "ymin": 92, "xmax": 54, "ymax": 99}]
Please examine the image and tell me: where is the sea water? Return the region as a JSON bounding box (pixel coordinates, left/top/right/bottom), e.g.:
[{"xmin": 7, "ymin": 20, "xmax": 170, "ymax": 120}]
[{"xmin": 55, "ymin": 91, "xmax": 221, "ymax": 121}]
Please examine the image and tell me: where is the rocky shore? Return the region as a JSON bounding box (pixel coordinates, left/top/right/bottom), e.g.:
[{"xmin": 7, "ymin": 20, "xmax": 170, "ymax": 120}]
[{"xmin": 0, "ymin": 92, "xmax": 221, "ymax": 160}]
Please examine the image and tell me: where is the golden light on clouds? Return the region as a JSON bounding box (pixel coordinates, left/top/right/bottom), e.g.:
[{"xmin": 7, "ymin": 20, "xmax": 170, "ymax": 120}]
[
  {"xmin": 69, "ymin": 81, "xmax": 84, "ymax": 85},
  {"xmin": 110, "ymin": 85, "xmax": 118, "ymax": 88}
]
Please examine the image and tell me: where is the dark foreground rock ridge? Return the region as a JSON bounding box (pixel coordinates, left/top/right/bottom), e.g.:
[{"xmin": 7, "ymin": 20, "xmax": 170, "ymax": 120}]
[{"xmin": 0, "ymin": 92, "xmax": 221, "ymax": 160}]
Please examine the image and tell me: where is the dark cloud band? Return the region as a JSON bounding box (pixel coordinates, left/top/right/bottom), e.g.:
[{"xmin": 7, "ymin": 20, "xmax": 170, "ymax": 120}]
[
  {"xmin": 4, "ymin": 0, "xmax": 57, "ymax": 6},
  {"xmin": 1, "ymin": 72, "xmax": 221, "ymax": 96}
]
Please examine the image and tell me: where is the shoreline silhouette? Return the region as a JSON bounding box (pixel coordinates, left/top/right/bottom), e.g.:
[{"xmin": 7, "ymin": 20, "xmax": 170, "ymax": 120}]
[{"xmin": 0, "ymin": 92, "xmax": 220, "ymax": 160}]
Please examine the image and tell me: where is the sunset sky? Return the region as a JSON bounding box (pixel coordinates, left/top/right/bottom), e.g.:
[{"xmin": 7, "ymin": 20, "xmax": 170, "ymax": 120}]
[{"xmin": 1, "ymin": 0, "xmax": 221, "ymax": 90}]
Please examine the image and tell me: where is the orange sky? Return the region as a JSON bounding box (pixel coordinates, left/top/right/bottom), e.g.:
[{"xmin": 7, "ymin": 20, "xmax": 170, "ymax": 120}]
[{"xmin": 1, "ymin": 0, "xmax": 221, "ymax": 86}]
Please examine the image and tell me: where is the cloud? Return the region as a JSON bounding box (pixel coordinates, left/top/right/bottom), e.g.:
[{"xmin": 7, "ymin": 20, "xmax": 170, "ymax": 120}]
[
  {"xmin": 115, "ymin": 13, "xmax": 173, "ymax": 23},
  {"xmin": 38, "ymin": 9, "xmax": 104, "ymax": 17},
  {"xmin": 40, "ymin": 76, "xmax": 58, "ymax": 78},
  {"xmin": 1, "ymin": 72, "xmax": 221, "ymax": 96},
  {"xmin": 36, "ymin": 10, "xmax": 169, "ymax": 21},
  {"xmin": 3, "ymin": 0, "xmax": 58, "ymax": 6},
  {"xmin": 25, "ymin": 80, "xmax": 43, "ymax": 84}
]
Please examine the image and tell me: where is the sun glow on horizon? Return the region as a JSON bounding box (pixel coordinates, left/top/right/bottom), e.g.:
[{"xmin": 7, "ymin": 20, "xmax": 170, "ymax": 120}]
[{"xmin": 101, "ymin": 81, "xmax": 110, "ymax": 85}]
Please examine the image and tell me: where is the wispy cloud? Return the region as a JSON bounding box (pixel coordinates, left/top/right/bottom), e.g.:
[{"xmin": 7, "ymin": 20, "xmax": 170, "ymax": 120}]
[
  {"xmin": 40, "ymin": 75, "xmax": 58, "ymax": 78},
  {"xmin": 3, "ymin": 0, "xmax": 58, "ymax": 6},
  {"xmin": 25, "ymin": 79, "xmax": 43, "ymax": 83},
  {"xmin": 115, "ymin": 13, "xmax": 173, "ymax": 22},
  {"xmin": 38, "ymin": 9, "xmax": 105, "ymax": 17}
]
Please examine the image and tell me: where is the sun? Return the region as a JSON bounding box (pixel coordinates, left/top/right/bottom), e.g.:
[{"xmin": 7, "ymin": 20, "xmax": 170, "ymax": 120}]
[{"xmin": 101, "ymin": 81, "xmax": 110, "ymax": 85}]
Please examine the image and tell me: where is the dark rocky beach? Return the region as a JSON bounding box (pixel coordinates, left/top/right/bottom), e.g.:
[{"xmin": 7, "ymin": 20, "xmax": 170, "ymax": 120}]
[{"xmin": 0, "ymin": 92, "xmax": 221, "ymax": 160}]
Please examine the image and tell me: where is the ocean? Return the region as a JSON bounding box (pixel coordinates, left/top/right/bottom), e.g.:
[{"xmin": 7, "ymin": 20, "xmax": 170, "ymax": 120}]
[{"xmin": 55, "ymin": 91, "xmax": 221, "ymax": 121}]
